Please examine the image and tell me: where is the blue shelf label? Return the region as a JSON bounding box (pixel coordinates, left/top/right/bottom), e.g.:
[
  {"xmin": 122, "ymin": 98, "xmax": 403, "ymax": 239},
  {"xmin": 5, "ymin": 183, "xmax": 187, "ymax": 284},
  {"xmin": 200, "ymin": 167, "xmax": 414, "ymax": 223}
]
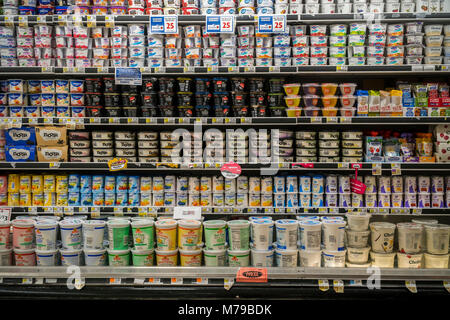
[
  {"xmin": 257, "ymin": 15, "xmax": 286, "ymax": 33},
  {"xmin": 115, "ymin": 68, "xmax": 142, "ymax": 86},
  {"xmin": 206, "ymin": 15, "xmax": 235, "ymax": 33},
  {"xmin": 149, "ymin": 16, "xmax": 178, "ymax": 34}
]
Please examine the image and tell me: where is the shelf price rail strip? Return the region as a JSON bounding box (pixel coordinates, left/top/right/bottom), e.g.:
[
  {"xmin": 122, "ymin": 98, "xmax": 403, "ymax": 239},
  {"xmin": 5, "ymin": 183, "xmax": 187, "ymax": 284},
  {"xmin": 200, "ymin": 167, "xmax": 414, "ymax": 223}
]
[
  {"xmin": 2, "ymin": 13, "xmax": 450, "ymax": 25},
  {"xmin": 0, "ymin": 66, "xmax": 449, "ymax": 75},
  {"xmin": 0, "ymin": 162, "xmax": 450, "ymax": 171},
  {"xmin": 0, "ymin": 267, "xmax": 449, "ymax": 282},
  {"xmin": 2, "ymin": 116, "xmax": 450, "ymax": 126},
  {"xmin": 8, "ymin": 206, "xmax": 449, "ymax": 216}
]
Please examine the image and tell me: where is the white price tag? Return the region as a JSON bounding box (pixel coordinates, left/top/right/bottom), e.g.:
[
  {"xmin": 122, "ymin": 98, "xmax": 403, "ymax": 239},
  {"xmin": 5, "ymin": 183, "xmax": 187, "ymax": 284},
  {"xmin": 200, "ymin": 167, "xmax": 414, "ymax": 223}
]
[
  {"xmin": 318, "ymin": 279, "xmax": 329, "ymax": 292},
  {"xmin": 206, "ymin": 15, "xmax": 235, "ymax": 33},
  {"xmin": 171, "ymin": 277, "xmax": 183, "ymax": 285},
  {"xmin": 134, "ymin": 278, "xmax": 145, "ymax": 285},
  {"xmin": 257, "ymin": 15, "xmax": 286, "ymax": 33},
  {"xmin": 109, "ymin": 278, "xmax": 122, "ymax": 285},
  {"xmin": 349, "ymin": 280, "xmax": 363, "ymax": 287},
  {"xmin": 336, "ymin": 65, "xmax": 348, "ymax": 72},
  {"xmin": 45, "ymin": 278, "xmax": 58, "ymax": 284},
  {"xmin": 148, "ymin": 278, "xmax": 161, "ymax": 284},
  {"xmin": 173, "ymin": 206, "xmax": 201, "ymax": 220},
  {"xmin": 195, "ymin": 278, "xmax": 209, "ymax": 285},
  {"xmin": 22, "ymin": 278, "xmax": 33, "ymax": 284},
  {"xmin": 18, "ymin": 16, "xmax": 28, "ymax": 27},
  {"xmin": 35, "ymin": 278, "xmax": 44, "ymax": 285}
]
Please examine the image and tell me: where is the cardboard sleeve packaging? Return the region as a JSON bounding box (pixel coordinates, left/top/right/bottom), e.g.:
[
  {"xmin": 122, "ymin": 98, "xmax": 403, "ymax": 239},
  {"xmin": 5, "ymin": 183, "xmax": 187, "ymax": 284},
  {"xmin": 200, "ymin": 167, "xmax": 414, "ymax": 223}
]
[
  {"xmin": 37, "ymin": 146, "xmax": 68, "ymax": 162},
  {"xmin": 35, "ymin": 126, "xmax": 67, "ymax": 146}
]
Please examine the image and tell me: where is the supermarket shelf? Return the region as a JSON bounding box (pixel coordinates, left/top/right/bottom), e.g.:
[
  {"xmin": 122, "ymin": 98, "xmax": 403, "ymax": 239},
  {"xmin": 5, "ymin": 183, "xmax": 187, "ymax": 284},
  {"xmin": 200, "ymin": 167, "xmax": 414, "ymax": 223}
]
[
  {"xmin": 0, "ymin": 13, "xmax": 450, "ymax": 26},
  {"xmin": 1, "ymin": 162, "xmax": 450, "ymax": 171},
  {"xmin": 0, "ymin": 65, "xmax": 449, "ymax": 76},
  {"xmin": 8, "ymin": 206, "xmax": 450, "ymax": 216},
  {"xmin": 51, "ymin": 65, "xmax": 450, "ymax": 76},
  {"xmin": 0, "ymin": 267, "xmax": 448, "ymax": 282},
  {"xmin": 3, "ymin": 116, "xmax": 450, "ymax": 127}
]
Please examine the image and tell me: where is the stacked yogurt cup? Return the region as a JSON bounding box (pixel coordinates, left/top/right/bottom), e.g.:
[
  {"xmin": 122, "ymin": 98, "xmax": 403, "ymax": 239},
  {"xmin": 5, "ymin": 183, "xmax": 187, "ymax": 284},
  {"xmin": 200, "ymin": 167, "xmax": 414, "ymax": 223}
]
[
  {"xmin": 369, "ymin": 221, "xmax": 396, "ymax": 267},
  {"xmin": 298, "ymin": 216, "xmax": 322, "ymax": 267},
  {"xmin": 321, "ymin": 216, "xmax": 347, "ymax": 267},
  {"xmin": 345, "ymin": 212, "xmax": 371, "ymax": 268}
]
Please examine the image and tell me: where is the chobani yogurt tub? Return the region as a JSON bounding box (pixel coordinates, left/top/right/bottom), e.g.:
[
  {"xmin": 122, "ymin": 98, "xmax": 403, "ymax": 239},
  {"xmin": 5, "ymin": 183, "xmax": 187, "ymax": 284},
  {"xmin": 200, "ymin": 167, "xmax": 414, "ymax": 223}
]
[
  {"xmin": 370, "ymin": 251, "xmax": 395, "ymax": 268},
  {"xmin": 397, "ymin": 252, "xmax": 422, "ymax": 269},
  {"xmin": 424, "ymin": 253, "xmax": 449, "ymax": 269}
]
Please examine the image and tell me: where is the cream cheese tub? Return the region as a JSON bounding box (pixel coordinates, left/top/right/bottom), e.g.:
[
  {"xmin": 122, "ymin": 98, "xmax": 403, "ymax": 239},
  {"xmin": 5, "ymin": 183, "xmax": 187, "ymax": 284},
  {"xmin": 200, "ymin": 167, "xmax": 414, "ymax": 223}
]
[
  {"xmin": 370, "ymin": 222, "xmax": 396, "ymax": 253},
  {"xmin": 204, "ymin": 249, "xmax": 226, "ymax": 266},
  {"xmin": 424, "ymin": 253, "xmax": 449, "ymax": 269},
  {"xmin": 299, "ymin": 249, "xmax": 321, "ymax": 267},
  {"xmin": 275, "ymin": 249, "xmax": 298, "ymax": 267},
  {"xmin": 251, "ymin": 249, "xmax": 274, "ymax": 267},
  {"xmin": 424, "ymin": 224, "xmax": 450, "ymax": 254},
  {"xmin": 107, "ymin": 248, "xmax": 130, "ymax": 267},
  {"xmin": 370, "ymin": 251, "xmax": 395, "ymax": 268},
  {"xmin": 131, "ymin": 219, "xmax": 154, "ymax": 250},
  {"xmin": 323, "ymin": 250, "xmax": 346, "ymax": 267},
  {"xmin": 397, "ymin": 222, "xmax": 423, "ymax": 254},
  {"xmin": 227, "ymin": 249, "xmax": 250, "ymax": 267},
  {"xmin": 227, "ymin": 220, "xmax": 250, "ymax": 251},
  {"xmin": 155, "ymin": 249, "xmax": 178, "ymax": 266},
  {"xmin": 107, "ymin": 219, "xmax": 130, "ymax": 251},
  {"xmin": 397, "ymin": 252, "xmax": 422, "ymax": 269},
  {"xmin": 178, "ymin": 219, "xmax": 201, "ymax": 250},
  {"xmin": 347, "ymin": 246, "xmax": 370, "ymax": 264},
  {"xmin": 155, "ymin": 219, "xmax": 177, "ymax": 251},
  {"xmin": 179, "ymin": 248, "xmax": 202, "ymax": 267}
]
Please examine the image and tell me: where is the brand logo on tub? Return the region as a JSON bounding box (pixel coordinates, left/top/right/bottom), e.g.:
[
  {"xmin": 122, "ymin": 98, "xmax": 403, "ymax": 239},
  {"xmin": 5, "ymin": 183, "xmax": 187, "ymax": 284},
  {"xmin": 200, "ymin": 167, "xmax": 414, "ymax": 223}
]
[
  {"xmin": 44, "ymin": 150, "xmax": 62, "ymax": 159},
  {"xmin": 41, "ymin": 130, "xmax": 60, "ymax": 140},
  {"xmin": 11, "ymin": 149, "xmax": 30, "ymax": 159},
  {"xmin": 10, "ymin": 129, "xmax": 31, "ymax": 141}
]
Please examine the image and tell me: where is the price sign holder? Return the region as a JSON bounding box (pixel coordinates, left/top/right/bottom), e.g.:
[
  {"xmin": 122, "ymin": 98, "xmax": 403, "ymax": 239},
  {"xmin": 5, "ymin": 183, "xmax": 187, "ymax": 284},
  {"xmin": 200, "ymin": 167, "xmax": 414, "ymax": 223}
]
[
  {"xmin": 205, "ymin": 15, "xmax": 235, "ymax": 33},
  {"xmin": 115, "ymin": 68, "xmax": 142, "ymax": 86},
  {"xmin": 149, "ymin": 16, "xmax": 178, "ymax": 34},
  {"xmin": 173, "ymin": 206, "xmax": 201, "ymax": 220},
  {"xmin": 257, "ymin": 15, "xmax": 286, "ymax": 33},
  {"xmin": 0, "ymin": 208, "xmax": 11, "ymax": 222}
]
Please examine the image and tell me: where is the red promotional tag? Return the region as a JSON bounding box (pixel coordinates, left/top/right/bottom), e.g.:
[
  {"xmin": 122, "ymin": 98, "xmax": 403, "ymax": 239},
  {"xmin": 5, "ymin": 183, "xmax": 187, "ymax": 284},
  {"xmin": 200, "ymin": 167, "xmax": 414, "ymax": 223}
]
[
  {"xmin": 292, "ymin": 163, "xmax": 314, "ymax": 168},
  {"xmin": 236, "ymin": 268, "xmax": 268, "ymax": 283},
  {"xmin": 220, "ymin": 161, "xmax": 242, "ymax": 179}
]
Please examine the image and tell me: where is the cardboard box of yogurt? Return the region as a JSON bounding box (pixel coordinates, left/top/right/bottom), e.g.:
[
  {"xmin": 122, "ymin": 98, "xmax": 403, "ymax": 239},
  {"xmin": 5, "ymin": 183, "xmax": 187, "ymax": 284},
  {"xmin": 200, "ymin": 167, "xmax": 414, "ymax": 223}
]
[
  {"xmin": 35, "ymin": 126, "xmax": 67, "ymax": 146},
  {"xmin": 37, "ymin": 145, "xmax": 68, "ymax": 162}
]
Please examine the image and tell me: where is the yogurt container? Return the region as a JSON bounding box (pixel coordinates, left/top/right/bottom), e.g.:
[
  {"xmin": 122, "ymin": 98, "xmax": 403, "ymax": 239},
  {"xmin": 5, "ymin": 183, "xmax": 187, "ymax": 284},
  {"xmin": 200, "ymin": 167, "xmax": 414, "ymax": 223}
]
[
  {"xmin": 397, "ymin": 223, "xmax": 423, "ymax": 254},
  {"xmin": 227, "ymin": 249, "xmax": 250, "ymax": 267},
  {"xmin": 204, "ymin": 249, "xmax": 227, "ymax": 267},
  {"xmin": 275, "ymin": 249, "xmax": 298, "ymax": 267},
  {"xmin": 323, "ymin": 249, "xmax": 346, "ymax": 268},
  {"xmin": 275, "ymin": 219, "xmax": 298, "ymax": 250},
  {"xmin": 425, "ymin": 224, "xmax": 450, "ymax": 255},
  {"xmin": 397, "ymin": 252, "xmax": 422, "ymax": 269},
  {"xmin": 370, "ymin": 222, "xmax": 395, "ymax": 253},
  {"xmin": 322, "ymin": 220, "xmax": 346, "ymax": 251},
  {"xmin": 251, "ymin": 249, "xmax": 274, "ymax": 267},
  {"xmin": 107, "ymin": 248, "xmax": 130, "ymax": 267},
  {"xmin": 84, "ymin": 248, "xmax": 107, "ymax": 266}
]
